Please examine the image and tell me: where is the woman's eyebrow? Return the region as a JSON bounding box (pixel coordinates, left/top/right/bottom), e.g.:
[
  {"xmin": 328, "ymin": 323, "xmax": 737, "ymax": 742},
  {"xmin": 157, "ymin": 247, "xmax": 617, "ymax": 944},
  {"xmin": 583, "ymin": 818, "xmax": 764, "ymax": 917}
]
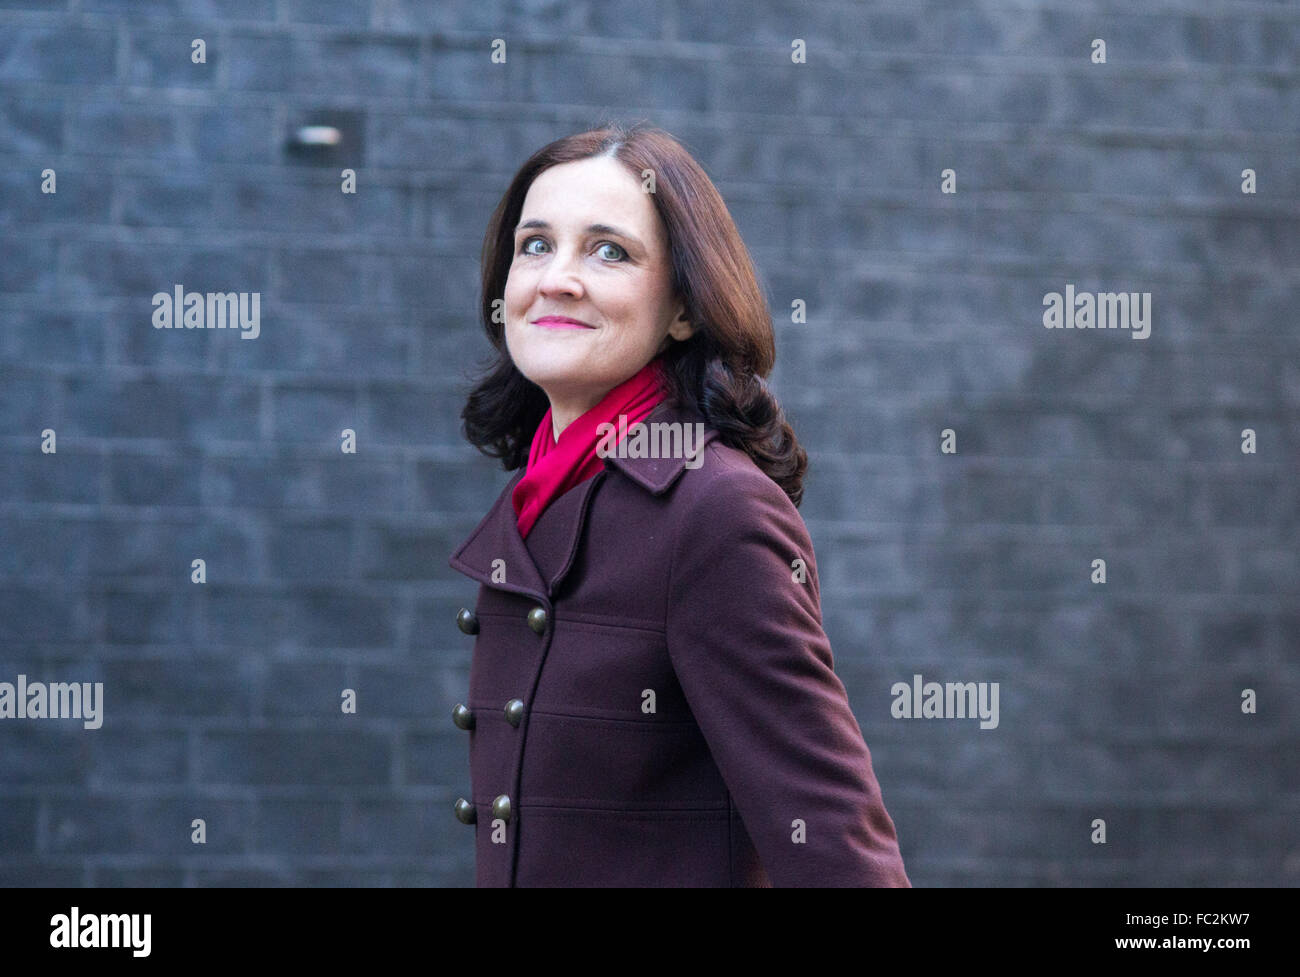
[{"xmin": 515, "ymin": 219, "xmax": 642, "ymax": 248}]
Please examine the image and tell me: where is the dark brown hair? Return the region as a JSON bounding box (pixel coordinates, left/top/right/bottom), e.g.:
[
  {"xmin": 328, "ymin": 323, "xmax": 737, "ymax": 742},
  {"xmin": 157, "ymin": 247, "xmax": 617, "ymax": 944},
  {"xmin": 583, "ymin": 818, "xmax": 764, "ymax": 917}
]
[{"xmin": 458, "ymin": 120, "xmax": 808, "ymax": 506}]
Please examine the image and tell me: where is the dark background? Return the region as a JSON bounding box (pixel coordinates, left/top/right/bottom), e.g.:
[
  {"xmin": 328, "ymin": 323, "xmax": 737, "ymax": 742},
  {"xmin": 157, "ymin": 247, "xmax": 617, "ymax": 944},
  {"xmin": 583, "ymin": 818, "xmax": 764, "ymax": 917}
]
[{"xmin": 1, "ymin": 0, "xmax": 1296, "ymax": 886}]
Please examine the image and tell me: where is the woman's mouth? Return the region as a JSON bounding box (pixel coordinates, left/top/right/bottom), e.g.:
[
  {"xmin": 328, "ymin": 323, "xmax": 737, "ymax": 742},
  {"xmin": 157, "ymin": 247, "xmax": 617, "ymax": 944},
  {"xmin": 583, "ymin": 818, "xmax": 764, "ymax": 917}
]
[{"xmin": 533, "ymin": 316, "xmax": 595, "ymax": 329}]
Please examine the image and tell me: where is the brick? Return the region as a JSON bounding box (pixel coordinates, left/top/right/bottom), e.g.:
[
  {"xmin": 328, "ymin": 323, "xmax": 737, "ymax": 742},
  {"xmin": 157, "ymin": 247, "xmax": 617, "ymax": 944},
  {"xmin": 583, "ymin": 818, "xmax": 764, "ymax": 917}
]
[
  {"xmin": 0, "ymin": 167, "xmax": 112, "ymax": 225},
  {"xmin": 105, "ymin": 451, "xmax": 203, "ymax": 507},
  {"xmin": 60, "ymin": 240, "xmax": 271, "ymax": 298},
  {"xmin": 197, "ymin": 730, "xmax": 391, "ymax": 786},
  {"xmin": 83, "ymin": 0, "xmax": 274, "ymax": 15},
  {"xmin": 92, "ymin": 657, "xmax": 257, "ymax": 719},
  {"xmin": 195, "ymin": 104, "xmax": 274, "ymax": 163},
  {"xmin": 298, "ymin": 590, "xmax": 398, "ymax": 648},
  {"xmin": 281, "ymin": 0, "xmax": 367, "ymax": 28},
  {"xmin": 224, "ymin": 32, "xmax": 291, "ymax": 92},
  {"xmin": 0, "ymin": 237, "xmax": 56, "ymax": 293},
  {"xmin": 290, "ymin": 35, "xmax": 419, "ymax": 99},
  {"xmin": 92, "ymin": 866, "xmax": 188, "ymax": 886},
  {"xmin": 125, "ymin": 29, "xmax": 219, "ymax": 88},
  {"xmin": 271, "ymin": 382, "xmax": 360, "ymax": 443},
  {"xmin": 350, "ymin": 661, "xmax": 443, "ymax": 720},
  {"xmin": 413, "ymin": 458, "xmax": 508, "ymax": 514},
  {"xmin": 216, "ymin": 175, "xmax": 409, "ymax": 236},
  {"xmin": 369, "ymin": 0, "xmax": 497, "ymax": 34},
  {"xmin": 103, "ymin": 590, "xmax": 197, "ymax": 644},
  {"xmin": 0, "ymin": 368, "xmax": 57, "ymax": 436},
  {"xmin": 0, "ymin": 516, "xmax": 95, "ymax": 581},
  {"xmin": 0, "ymin": 27, "xmax": 115, "ymax": 84},
  {"xmin": 365, "ymin": 114, "xmax": 511, "ymax": 171},
  {"xmin": 276, "ymin": 249, "xmax": 366, "ymax": 305},
  {"xmin": 0, "ymin": 797, "xmax": 38, "ymax": 853},
  {"xmin": 87, "ymin": 729, "xmax": 188, "ymax": 783},
  {"xmin": 426, "ymin": 47, "xmax": 510, "ymax": 104},
  {"xmin": 217, "ymin": 308, "xmax": 418, "ymax": 377},
  {"xmin": 188, "ymin": 865, "xmax": 301, "ymax": 885},
  {"xmin": 0, "ymin": 451, "xmax": 102, "ymax": 505},
  {"xmin": 116, "ymin": 170, "xmax": 215, "ymax": 228},
  {"xmin": 0, "ymin": 97, "xmax": 62, "ymax": 154},
  {"xmin": 2, "ymin": 310, "xmax": 104, "ymax": 365},
  {"xmin": 254, "ymin": 797, "xmax": 342, "ymax": 853},
  {"xmin": 341, "ymin": 798, "xmax": 443, "ymax": 856},
  {"xmin": 67, "ymin": 103, "xmax": 186, "ymax": 161},
  {"xmin": 263, "ymin": 661, "xmax": 348, "ymax": 717},
  {"xmin": 89, "ymin": 516, "xmax": 257, "ymax": 581},
  {"xmin": 266, "ymin": 519, "xmax": 353, "ymax": 581},
  {"xmin": 44, "ymin": 796, "xmax": 252, "ymax": 855},
  {"xmin": 201, "ymin": 453, "xmax": 406, "ymax": 512},
  {"xmin": 300, "ymin": 868, "xmax": 394, "ymax": 885},
  {"xmin": 370, "ymin": 253, "xmax": 454, "ymax": 307},
  {"xmin": 676, "ymin": 0, "xmax": 835, "ymax": 48},
  {"xmin": 201, "ymin": 588, "xmax": 303, "ymax": 649},
  {"xmin": 358, "ymin": 522, "xmax": 463, "ymax": 581},
  {"xmin": 403, "ymin": 729, "xmax": 471, "ymax": 789},
  {"xmin": 61, "ymin": 375, "xmax": 261, "ymax": 442},
  {"xmin": 588, "ymin": 1, "xmax": 660, "ymax": 41},
  {"xmin": 365, "ymin": 382, "xmax": 462, "ymax": 447},
  {"xmin": 0, "ymin": 587, "xmax": 96, "ymax": 645},
  {"xmin": 0, "ymin": 859, "xmax": 83, "ymax": 887}
]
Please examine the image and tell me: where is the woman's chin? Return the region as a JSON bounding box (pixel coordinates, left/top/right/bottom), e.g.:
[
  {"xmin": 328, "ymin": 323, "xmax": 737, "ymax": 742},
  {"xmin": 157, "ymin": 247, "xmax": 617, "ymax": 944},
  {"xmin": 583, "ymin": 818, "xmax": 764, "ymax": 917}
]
[{"xmin": 513, "ymin": 351, "xmax": 592, "ymax": 389}]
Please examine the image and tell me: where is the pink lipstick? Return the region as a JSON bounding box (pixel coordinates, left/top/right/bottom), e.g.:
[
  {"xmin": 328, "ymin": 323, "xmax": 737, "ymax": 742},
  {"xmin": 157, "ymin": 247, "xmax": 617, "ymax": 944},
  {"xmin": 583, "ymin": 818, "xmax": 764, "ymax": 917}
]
[{"xmin": 533, "ymin": 316, "xmax": 594, "ymax": 329}]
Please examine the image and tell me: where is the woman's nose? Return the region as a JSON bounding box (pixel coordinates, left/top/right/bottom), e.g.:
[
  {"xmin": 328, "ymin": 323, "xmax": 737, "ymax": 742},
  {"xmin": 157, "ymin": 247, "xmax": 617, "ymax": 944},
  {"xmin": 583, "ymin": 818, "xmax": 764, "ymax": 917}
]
[{"xmin": 536, "ymin": 248, "xmax": 584, "ymax": 296}]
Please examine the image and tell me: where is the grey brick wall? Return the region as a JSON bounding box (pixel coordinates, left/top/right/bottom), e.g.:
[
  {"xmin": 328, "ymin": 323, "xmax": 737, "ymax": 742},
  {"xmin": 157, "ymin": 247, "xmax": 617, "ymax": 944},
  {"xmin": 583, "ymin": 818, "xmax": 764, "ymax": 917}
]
[{"xmin": 1, "ymin": 0, "xmax": 1296, "ymax": 887}]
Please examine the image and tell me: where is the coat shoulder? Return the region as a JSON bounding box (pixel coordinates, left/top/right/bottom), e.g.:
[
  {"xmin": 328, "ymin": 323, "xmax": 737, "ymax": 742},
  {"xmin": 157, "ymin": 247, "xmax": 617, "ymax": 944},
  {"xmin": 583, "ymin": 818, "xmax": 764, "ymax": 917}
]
[
  {"xmin": 669, "ymin": 435, "xmax": 803, "ymax": 528},
  {"xmin": 661, "ymin": 434, "xmax": 819, "ymax": 598}
]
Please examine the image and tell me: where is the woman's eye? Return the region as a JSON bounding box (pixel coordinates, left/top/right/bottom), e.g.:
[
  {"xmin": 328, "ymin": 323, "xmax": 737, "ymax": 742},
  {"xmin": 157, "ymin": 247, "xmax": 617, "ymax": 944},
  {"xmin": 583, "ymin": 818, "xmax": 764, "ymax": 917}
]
[{"xmin": 517, "ymin": 237, "xmax": 625, "ymax": 261}]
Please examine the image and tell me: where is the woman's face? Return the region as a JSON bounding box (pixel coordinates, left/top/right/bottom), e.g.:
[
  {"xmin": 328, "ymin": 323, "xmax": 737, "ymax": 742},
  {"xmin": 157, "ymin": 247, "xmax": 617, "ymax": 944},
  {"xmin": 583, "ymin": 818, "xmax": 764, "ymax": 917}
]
[{"xmin": 503, "ymin": 155, "xmax": 694, "ymax": 416}]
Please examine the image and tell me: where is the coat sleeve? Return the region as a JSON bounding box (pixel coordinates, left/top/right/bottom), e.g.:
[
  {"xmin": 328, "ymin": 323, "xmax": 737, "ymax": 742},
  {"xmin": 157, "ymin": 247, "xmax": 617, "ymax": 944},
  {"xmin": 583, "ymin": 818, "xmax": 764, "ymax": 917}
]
[{"xmin": 665, "ymin": 454, "xmax": 911, "ymax": 887}]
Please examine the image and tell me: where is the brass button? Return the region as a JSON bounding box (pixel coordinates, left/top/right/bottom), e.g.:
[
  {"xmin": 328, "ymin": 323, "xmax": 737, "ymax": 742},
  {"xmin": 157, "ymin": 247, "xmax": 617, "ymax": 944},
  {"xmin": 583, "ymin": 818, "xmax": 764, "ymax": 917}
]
[
  {"xmin": 526, "ymin": 606, "xmax": 547, "ymax": 635},
  {"xmin": 454, "ymin": 797, "xmax": 476, "ymax": 824},
  {"xmin": 492, "ymin": 794, "xmax": 512, "ymax": 822},
  {"xmin": 504, "ymin": 699, "xmax": 524, "ymax": 727},
  {"xmin": 452, "ymin": 703, "xmax": 474, "ymax": 730}
]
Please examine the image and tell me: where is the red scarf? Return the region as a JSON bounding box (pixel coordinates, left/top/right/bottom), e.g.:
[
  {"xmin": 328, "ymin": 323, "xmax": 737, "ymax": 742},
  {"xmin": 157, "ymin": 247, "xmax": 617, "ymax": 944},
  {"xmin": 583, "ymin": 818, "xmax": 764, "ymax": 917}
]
[{"xmin": 512, "ymin": 355, "xmax": 668, "ymax": 538}]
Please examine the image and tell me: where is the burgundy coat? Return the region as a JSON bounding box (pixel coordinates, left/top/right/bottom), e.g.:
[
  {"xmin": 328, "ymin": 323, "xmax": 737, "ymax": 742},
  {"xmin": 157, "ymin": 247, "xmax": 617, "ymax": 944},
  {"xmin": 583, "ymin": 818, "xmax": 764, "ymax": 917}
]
[{"xmin": 448, "ymin": 398, "xmax": 910, "ymax": 887}]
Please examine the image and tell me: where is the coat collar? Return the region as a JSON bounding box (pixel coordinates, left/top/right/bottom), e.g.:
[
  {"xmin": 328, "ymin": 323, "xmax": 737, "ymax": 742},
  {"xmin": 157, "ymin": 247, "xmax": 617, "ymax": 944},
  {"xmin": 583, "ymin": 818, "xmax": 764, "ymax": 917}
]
[
  {"xmin": 600, "ymin": 398, "xmax": 719, "ymax": 494},
  {"xmin": 448, "ymin": 399, "xmax": 719, "ymax": 600}
]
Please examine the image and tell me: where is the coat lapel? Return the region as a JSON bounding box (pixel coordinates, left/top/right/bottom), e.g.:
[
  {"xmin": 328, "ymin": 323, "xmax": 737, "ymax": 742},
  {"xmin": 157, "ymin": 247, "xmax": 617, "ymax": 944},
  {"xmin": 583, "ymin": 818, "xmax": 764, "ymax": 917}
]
[
  {"xmin": 448, "ymin": 399, "xmax": 720, "ymax": 599},
  {"xmin": 517, "ymin": 471, "xmax": 606, "ymax": 594},
  {"xmin": 600, "ymin": 399, "xmax": 719, "ymax": 495},
  {"xmin": 448, "ymin": 468, "xmax": 550, "ymax": 601}
]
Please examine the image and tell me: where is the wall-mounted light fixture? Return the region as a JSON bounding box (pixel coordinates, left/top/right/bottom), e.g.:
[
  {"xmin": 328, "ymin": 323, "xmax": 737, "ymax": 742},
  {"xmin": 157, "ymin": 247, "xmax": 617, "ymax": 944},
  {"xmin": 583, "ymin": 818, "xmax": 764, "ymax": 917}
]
[
  {"xmin": 291, "ymin": 125, "xmax": 342, "ymax": 148},
  {"xmin": 284, "ymin": 111, "xmax": 362, "ymax": 166}
]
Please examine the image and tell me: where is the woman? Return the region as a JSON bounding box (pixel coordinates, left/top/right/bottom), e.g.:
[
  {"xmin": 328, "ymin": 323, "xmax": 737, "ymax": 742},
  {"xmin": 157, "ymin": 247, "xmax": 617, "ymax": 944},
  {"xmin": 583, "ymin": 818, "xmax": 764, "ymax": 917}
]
[{"xmin": 448, "ymin": 122, "xmax": 910, "ymax": 887}]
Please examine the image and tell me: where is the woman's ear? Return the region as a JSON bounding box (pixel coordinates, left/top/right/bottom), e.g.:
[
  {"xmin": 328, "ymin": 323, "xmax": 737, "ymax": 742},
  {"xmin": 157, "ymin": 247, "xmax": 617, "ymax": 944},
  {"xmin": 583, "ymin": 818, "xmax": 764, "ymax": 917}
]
[{"xmin": 667, "ymin": 308, "xmax": 695, "ymax": 342}]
